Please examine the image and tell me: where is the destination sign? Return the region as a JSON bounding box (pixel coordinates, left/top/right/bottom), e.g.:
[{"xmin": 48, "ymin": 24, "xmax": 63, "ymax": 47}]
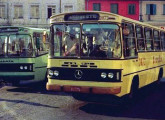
[
  {"xmin": 0, "ymin": 28, "xmax": 19, "ymax": 33},
  {"xmin": 64, "ymin": 13, "xmax": 99, "ymax": 21}
]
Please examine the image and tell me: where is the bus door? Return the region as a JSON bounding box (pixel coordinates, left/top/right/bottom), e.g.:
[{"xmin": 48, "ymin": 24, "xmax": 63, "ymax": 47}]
[
  {"xmin": 122, "ymin": 23, "xmax": 139, "ymax": 85},
  {"xmin": 33, "ymin": 32, "xmax": 49, "ymax": 81}
]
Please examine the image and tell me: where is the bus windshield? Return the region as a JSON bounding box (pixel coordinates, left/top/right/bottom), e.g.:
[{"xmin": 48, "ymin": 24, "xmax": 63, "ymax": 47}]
[
  {"xmin": 0, "ymin": 35, "xmax": 7, "ymax": 56},
  {"xmin": 53, "ymin": 23, "xmax": 121, "ymax": 59},
  {"xmin": 0, "ymin": 34, "xmax": 33, "ymax": 57}
]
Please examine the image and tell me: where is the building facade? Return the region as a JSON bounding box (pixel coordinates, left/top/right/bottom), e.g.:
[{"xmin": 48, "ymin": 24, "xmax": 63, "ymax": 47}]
[
  {"xmin": 0, "ymin": 0, "xmax": 85, "ymax": 28},
  {"xmin": 141, "ymin": 0, "xmax": 165, "ymax": 27},
  {"xmin": 85, "ymin": 0, "xmax": 139, "ymax": 20}
]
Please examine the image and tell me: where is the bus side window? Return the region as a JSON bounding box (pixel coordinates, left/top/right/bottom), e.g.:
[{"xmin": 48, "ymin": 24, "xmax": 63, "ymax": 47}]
[
  {"xmin": 136, "ymin": 25, "xmax": 145, "ymax": 51},
  {"xmin": 153, "ymin": 30, "xmax": 160, "ymax": 51},
  {"xmin": 35, "ymin": 33, "xmax": 48, "ymax": 56},
  {"xmin": 122, "ymin": 23, "xmax": 136, "ymax": 57},
  {"xmin": 145, "ymin": 28, "xmax": 153, "ymax": 51},
  {"xmin": 160, "ymin": 32, "xmax": 165, "ymax": 50}
]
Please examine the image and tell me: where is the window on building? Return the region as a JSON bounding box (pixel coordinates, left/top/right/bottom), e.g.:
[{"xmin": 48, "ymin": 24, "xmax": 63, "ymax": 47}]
[
  {"xmin": 64, "ymin": 5, "xmax": 73, "ymax": 12},
  {"xmin": 128, "ymin": 4, "xmax": 135, "ymax": 15},
  {"xmin": 93, "ymin": 3, "xmax": 101, "ymax": 11},
  {"xmin": 30, "ymin": 5, "xmax": 40, "ymax": 19},
  {"xmin": 47, "ymin": 5, "xmax": 56, "ymax": 18},
  {"xmin": 163, "ymin": 4, "xmax": 165, "ymax": 15},
  {"xmin": 111, "ymin": 4, "xmax": 118, "ymax": 14},
  {"xmin": 0, "ymin": 5, "xmax": 5, "ymax": 18},
  {"xmin": 14, "ymin": 5, "xmax": 23, "ymax": 19},
  {"xmin": 146, "ymin": 4, "xmax": 156, "ymax": 15}
]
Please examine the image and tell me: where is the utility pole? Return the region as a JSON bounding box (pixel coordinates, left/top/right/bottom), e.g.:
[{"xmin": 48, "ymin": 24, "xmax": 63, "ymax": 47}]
[
  {"xmin": 59, "ymin": 0, "xmax": 61, "ymax": 13},
  {"xmin": 87, "ymin": 0, "xmax": 89, "ymax": 11},
  {"xmin": 139, "ymin": 0, "xmax": 143, "ymax": 22}
]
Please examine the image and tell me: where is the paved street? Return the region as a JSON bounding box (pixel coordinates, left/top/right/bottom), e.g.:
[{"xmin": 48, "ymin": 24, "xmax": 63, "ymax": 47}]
[{"xmin": 0, "ymin": 80, "xmax": 165, "ymax": 120}]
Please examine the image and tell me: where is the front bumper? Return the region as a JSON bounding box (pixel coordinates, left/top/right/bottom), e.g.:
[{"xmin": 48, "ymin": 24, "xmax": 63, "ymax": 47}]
[
  {"xmin": 0, "ymin": 72, "xmax": 34, "ymax": 81},
  {"xmin": 46, "ymin": 80, "xmax": 121, "ymax": 95}
]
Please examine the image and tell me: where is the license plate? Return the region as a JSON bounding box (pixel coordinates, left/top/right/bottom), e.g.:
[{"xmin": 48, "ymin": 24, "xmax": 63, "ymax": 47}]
[{"xmin": 71, "ymin": 87, "xmax": 81, "ymax": 92}]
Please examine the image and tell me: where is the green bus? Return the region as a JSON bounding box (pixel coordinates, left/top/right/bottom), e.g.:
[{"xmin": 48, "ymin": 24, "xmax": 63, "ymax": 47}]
[{"xmin": 0, "ymin": 26, "xmax": 49, "ymax": 85}]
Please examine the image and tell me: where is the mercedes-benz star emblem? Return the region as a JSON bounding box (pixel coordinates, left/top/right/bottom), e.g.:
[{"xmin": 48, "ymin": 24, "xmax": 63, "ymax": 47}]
[{"xmin": 74, "ymin": 70, "xmax": 83, "ymax": 79}]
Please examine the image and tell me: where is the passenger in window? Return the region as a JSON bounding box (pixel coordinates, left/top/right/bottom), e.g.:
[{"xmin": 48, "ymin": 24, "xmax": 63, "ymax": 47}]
[
  {"xmin": 63, "ymin": 28, "xmax": 79, "ymax": 56},
  {"xmin": 96, "ymin": 29, "xmax": 108, "ymax": 45},
  {"xmin": 123, "ymin": 24, "xmax": 136, "ymax": 57},
  {"xmin": 113, "ymin": 30, "xmax": 121, "ymax": 58},
  {"xmin": 89, "ymin": 29, "xmax": 108, "ymax": 57},
  {"xmin": 54, "ymin": 28, "xmax": 61, "ymax": 53},
  {"xmin": 123, "ymin": 24, "xmax": 130, "ymax": 56},
  {"xmin": 154, "ymin": 42, "xmax": 159, "ymax": 50},
  {"xmin": 123, "ymin": 25, "xmax": 130, "ymax": 36},
  {"xmin": 138, "ymin": 41, "xmax": 144, "ymax": 50}
]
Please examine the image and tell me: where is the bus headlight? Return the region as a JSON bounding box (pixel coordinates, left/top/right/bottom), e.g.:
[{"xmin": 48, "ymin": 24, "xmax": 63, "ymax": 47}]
[
  {"xmin": 101, "ymin": 72, "xmax": 107, "ymax": 78},
  {"xmin": 49, "ymin": 70, "xmax": 54, "ymax": 76},
  {"xmin": 24, "ymin": 66, "xmax": 28, "ymax": 70},
  {"xmin": 20, "ymin": 66, "xmax": 23, "ymax": 70},
  {"xmin": 108, "ymin": 73, "xmax": 114, "ymax": 79},
  {"xmin": 54, "ymin": 70, "xmax": 59, "ymax": 76}
]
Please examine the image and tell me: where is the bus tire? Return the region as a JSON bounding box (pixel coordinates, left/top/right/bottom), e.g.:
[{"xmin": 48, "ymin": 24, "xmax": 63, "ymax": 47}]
[
  {"xmin": 41, "ymin": 71, "xmax": 48, "ymax": 90},
  {"xmin": 72, "ymin": 93, "xmax": 88, "ymax": 101},
  {"xmin": 12, "ymin": 80, "xmax": 20, "ymax": 86},
  {"xmin": 128, "ymin": 77, "xmax": 139, "ymax": 100},
  {"xmin": 156, "ymin": 68, "xmax": 163, "ymax": 85}
]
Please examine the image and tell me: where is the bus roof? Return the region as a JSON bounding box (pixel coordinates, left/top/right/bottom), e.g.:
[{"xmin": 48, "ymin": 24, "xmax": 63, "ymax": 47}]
[
  {"xmin": 50, "ymin": 11, "xmax": 165, "ymax": 32},
  {"xmin": 0, "ymin": 26, "xmax": 47, "ymax": 30},
  {"xmin": 0, "ymin": 26, "xmax": 49, "ymax": 34}
]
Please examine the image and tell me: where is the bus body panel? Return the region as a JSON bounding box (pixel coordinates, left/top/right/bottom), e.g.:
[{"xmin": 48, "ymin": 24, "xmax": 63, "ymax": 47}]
[
  {"xmin": 0, "ymin": 26, "xmax": 49, "ymax": 84},
  {"xmin": 47, "ymin": 11, "xmax": 165, "ymax": 99},
  {"xmin": 34, "ymin": 54, "xmax": 48, "ymax": 81}
]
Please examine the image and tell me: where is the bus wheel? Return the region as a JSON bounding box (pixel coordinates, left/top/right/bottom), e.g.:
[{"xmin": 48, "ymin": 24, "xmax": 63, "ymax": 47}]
[
  {"xmin": 128, "ymin": 79, "xmax": 139, "ymax": 100},
  {"xmin": 72, "ymin": 93, "xmax": 88, "ymax": 101},
  {"xmin": 156, "ymin": 69, "xmax": 163, "ymax": 85},
  {"xmin": 12, "ymin": 80, "xmax": 20, "ymax": 86},
  {"xmin": 42, "ymin": 71, "xmax": 48, "ymax": 89}
]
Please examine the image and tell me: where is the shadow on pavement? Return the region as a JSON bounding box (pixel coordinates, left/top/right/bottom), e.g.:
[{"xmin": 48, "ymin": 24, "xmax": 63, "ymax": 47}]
[
  {"xmin": 0, "ymin": 98, "xmax": 59, "ymax": 109},
  {"xmin": 5, "ymin": 81, "xmax": 71, "ymax": 97},
  {"xmin": 80, "ymin": 82, "xmax": 165, "ymax": 120}
]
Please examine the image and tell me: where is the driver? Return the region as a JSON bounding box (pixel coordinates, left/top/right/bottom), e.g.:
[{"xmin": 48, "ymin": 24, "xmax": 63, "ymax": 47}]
[{"xmin": 63, "ymin": 27, "xmax": 79, "ymax": 56}]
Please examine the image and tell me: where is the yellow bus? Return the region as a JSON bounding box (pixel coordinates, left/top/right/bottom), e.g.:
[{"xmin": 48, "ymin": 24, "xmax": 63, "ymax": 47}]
[
  {"xmin": 0, "ymin": 26, "xmax": 49, "ymax": 85},
  {"xmin": 46, "ymin": 11, "xmax": 165, "ymax": 101}
]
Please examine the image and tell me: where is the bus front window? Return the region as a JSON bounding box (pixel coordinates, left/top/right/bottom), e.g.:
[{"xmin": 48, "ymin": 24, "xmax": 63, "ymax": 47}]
[
  {"xmin": 53, "ymin": 24, "xmax": 80, "ymax": 57},
  {"xmin": 8, "ymin": 35, "xmax": 33, "ymax": 57},
  {"xmin": 0, "ymin": 35, "xmax": 7, "ymax": 56},
  {"xmin": 52, "ymin": 23, "xmax": 121, "ymax": 59},
  {"xmin": 82, "ymin": 24, "xmax": 121, "ymax": 58}
]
